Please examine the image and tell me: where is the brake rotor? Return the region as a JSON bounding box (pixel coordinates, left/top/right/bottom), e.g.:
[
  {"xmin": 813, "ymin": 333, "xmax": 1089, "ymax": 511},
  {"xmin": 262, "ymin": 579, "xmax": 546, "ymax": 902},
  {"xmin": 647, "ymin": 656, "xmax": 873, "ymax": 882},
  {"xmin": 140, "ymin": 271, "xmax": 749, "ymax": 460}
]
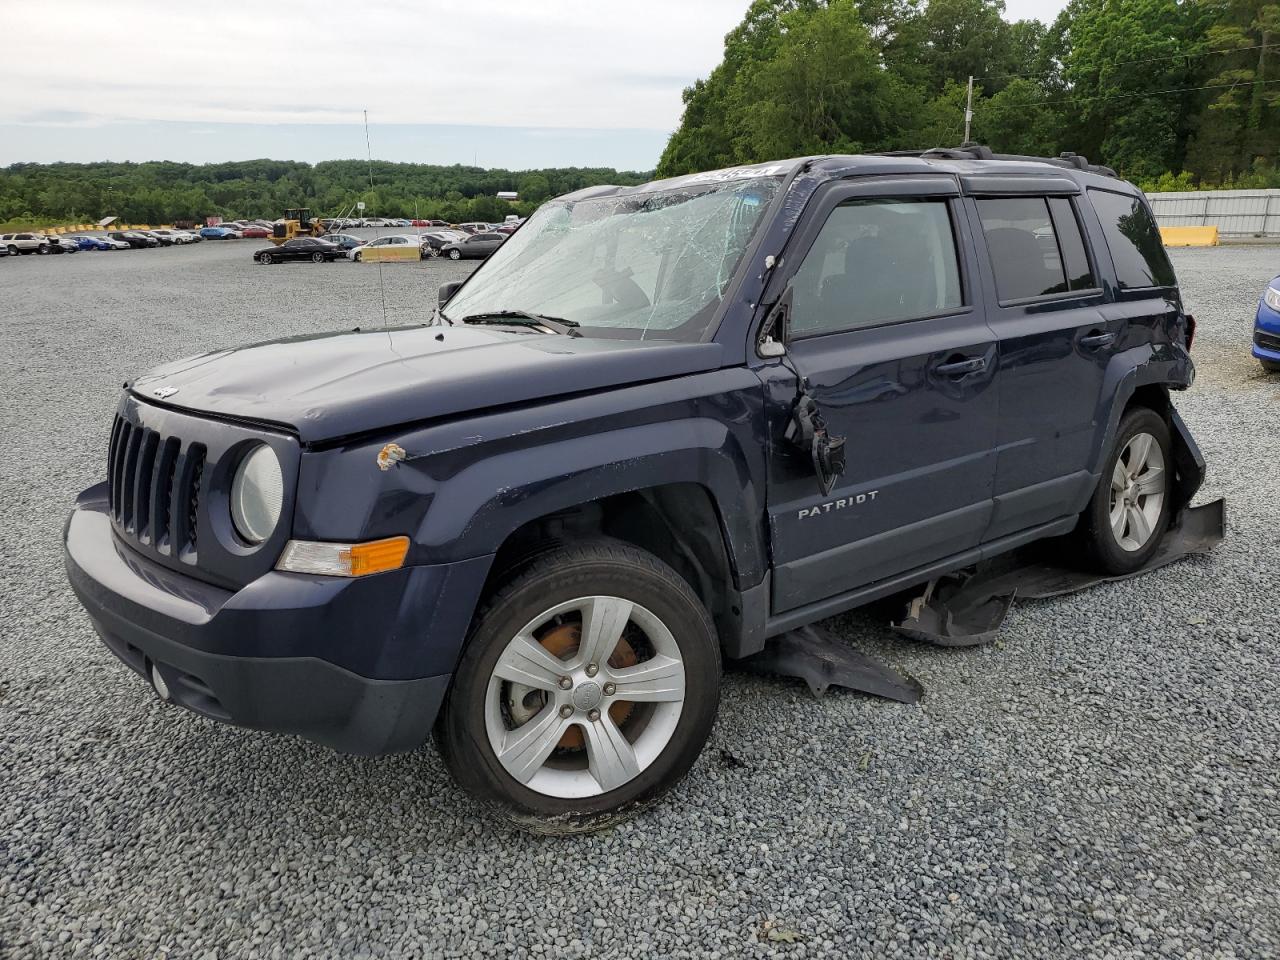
[{"xmin": 506, "ymin": 620, "xmax": 638, "ymax": 751}]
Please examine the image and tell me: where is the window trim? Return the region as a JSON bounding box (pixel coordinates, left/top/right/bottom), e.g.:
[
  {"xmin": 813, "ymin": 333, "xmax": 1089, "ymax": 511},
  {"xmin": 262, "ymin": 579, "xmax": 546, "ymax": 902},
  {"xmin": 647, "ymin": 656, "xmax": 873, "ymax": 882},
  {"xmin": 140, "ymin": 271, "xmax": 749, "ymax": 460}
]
[
  {"xmin": 786, "ymin": 194, "xmax": 971, "ymax": 342},
  {"xmin": 1086, "ymin": 186, "xmax": 1177, "ymax": 293},
  {"xmin": 974, "ymin": 193, "xmax": 1104, "ymax": 308}
]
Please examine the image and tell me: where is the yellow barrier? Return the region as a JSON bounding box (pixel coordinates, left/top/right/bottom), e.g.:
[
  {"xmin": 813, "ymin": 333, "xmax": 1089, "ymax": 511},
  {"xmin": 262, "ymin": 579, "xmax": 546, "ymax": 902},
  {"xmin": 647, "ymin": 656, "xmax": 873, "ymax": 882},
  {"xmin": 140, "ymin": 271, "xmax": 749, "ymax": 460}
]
[
  {"xmin": 360, "ymin": 246, "xmax": 421, "ymax": 263},
  {"xmin": 1161, "ymin": 225, "xmax": 1219, "ymax": 247}
]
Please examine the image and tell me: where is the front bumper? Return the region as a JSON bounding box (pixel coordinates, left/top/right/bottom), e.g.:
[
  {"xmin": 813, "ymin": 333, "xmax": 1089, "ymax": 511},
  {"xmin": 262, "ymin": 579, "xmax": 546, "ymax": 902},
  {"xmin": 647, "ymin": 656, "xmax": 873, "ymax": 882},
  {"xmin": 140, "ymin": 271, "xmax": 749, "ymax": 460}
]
[
  {"xmin": 1253, "ymin": 299, "xmax": 1280, "ymax": 362},
  {"xmin": 64, "ymin": 483, "xmax": 491, "ymax": 755}
]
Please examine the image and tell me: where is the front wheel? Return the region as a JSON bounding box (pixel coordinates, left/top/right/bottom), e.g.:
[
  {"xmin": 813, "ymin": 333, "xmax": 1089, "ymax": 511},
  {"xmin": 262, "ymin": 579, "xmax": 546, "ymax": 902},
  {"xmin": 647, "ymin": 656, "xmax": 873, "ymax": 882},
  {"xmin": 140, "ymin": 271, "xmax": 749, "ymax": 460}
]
[
  {"xmin": 448, "ymin": 248, "xmax": 462, "ymax": 260},
  {"xmin": 436, "ymin": 541, "xmax": 720, "ymax": 831},
  {"xmin": 1076, "ymin": 406, "xmax": 1172, "ymax": 574},
  {"xmin": 6, "ymin": 245, "xmax": 17, "ymax": 256},
  {"xmin": 257, "ymin": 252, "xmax": 274, "ymax": 264},
  {"xmin": 1260, "ymin": 358, "xmax": 1280, "ymax": 373},
  {"xmin": 36, "ymin": 244, "xmax": 49, "ymax": 255}
]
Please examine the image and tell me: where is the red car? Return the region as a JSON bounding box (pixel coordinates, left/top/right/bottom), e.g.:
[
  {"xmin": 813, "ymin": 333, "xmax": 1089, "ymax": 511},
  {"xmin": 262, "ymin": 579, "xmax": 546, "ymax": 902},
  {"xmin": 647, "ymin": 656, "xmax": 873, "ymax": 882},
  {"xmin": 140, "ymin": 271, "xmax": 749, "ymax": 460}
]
[{"xmin": 242, "ymin": 226, "xmax": 272, "ymax": 239}]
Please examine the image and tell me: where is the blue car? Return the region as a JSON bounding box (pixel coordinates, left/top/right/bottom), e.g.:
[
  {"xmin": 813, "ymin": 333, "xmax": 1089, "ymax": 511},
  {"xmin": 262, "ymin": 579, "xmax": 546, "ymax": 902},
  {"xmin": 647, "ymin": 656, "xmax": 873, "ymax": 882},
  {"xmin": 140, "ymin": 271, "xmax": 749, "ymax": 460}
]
[
  {"xmin": 199, "ymin": 226, "xmax": 235, "ymax": 240},
  {"xmin": 73, "ymin": 236, "xmax": 113, "ymax": 251},
  {"xmin": 1254, "ymin": 278, "xmax": 1280, "ymax": 372}
]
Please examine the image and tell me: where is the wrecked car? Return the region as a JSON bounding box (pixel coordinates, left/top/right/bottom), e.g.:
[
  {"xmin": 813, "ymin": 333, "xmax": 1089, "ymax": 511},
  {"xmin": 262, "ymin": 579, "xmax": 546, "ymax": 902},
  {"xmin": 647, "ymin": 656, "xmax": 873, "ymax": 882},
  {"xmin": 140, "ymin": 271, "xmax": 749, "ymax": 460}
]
[{"xmin": 64, "ymin": 146, "xmax": 1206, "ymax": 825}]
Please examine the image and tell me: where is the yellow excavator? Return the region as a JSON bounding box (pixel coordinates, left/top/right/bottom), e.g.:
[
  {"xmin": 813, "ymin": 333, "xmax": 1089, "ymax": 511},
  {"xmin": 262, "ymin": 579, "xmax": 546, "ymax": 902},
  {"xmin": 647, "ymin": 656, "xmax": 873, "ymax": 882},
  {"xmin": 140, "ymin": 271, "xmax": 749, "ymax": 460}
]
[{"xmin": 269, "ymin": 208, "xmax": 327, "ymax": 245}]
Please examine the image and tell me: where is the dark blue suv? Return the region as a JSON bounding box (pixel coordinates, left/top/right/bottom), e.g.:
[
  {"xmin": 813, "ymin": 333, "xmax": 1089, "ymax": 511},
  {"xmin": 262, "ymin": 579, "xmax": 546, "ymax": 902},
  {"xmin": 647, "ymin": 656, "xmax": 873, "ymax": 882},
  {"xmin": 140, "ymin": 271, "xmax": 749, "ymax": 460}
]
[{"xmin": 65, "ymin": 149, "xmax": 1203, "ymax": 823}]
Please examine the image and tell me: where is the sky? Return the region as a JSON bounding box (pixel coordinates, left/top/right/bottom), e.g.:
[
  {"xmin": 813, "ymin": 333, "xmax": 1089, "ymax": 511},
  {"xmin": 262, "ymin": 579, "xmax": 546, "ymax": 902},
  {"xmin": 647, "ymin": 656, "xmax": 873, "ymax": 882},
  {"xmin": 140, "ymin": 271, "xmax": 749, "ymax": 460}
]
[{"xmin": 1, "ymin": 0, "xmax": 1070, "ymax": 172}]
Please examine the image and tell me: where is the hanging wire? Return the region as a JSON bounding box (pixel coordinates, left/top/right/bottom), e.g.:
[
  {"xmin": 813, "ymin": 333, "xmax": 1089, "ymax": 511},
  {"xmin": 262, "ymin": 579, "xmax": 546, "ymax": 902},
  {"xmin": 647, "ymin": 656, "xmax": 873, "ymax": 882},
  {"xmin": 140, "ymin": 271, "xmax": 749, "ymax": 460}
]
[
  {"xmin": 1023, "ymin": 76, "xmax": 1280, "ymax": 109},
  {"xmin": 973, "ymin": 40, "xmax": 1279, "ymax": 83},
  {"xmin": 364, "ymin": 109, "xmax": 389, "ymax": 329}
]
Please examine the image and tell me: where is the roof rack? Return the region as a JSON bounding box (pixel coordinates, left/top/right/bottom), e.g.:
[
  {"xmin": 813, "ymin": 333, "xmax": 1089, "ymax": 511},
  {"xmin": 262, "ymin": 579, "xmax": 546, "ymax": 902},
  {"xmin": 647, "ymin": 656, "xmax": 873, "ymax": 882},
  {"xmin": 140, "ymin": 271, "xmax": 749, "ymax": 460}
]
[{"xmin": 879, "ymin": 143, "xmax": 1119, "ymax": 179}]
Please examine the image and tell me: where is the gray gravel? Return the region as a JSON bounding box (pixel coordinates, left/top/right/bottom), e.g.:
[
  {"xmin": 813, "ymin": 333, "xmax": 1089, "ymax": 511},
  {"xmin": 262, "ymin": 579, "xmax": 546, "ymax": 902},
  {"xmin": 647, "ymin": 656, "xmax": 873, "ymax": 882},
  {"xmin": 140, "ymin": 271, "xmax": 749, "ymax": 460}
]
[{"xmin": 1, "ymin": 238, "xmax": 1278, "ymax": 959}]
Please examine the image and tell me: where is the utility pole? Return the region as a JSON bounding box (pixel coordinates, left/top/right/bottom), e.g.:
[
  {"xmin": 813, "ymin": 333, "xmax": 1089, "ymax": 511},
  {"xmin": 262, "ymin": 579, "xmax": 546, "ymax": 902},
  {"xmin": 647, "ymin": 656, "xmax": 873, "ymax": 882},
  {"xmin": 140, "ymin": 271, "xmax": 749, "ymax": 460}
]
[{"xmin": 964, "ymin": 76, "xmax": 974, "ymax": 144}]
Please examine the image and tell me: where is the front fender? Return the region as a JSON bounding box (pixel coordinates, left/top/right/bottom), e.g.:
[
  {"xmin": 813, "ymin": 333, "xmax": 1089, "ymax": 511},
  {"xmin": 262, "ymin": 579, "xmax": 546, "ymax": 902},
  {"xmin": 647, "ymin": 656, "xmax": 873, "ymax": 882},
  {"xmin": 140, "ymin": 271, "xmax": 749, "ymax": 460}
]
[{"xmin": 293, "ymin": 368, "xmax": 770, "ymax": 586}]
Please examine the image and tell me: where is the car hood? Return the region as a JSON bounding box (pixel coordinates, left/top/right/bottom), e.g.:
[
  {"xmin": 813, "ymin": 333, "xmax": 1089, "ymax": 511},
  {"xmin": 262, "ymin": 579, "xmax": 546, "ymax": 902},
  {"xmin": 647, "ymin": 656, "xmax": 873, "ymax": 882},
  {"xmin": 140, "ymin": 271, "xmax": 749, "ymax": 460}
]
[{"xmin": 130, "ymin": 325, "xmax": 725, "ymax": 443}]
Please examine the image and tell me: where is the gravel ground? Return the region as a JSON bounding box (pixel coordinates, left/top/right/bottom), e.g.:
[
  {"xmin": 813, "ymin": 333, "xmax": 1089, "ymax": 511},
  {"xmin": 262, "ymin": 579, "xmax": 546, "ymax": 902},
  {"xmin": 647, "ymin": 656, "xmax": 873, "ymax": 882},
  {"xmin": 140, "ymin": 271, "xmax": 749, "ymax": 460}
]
[{"xmin": 1, "ymin": 238, "xmax": 1278, "ymax": 959}]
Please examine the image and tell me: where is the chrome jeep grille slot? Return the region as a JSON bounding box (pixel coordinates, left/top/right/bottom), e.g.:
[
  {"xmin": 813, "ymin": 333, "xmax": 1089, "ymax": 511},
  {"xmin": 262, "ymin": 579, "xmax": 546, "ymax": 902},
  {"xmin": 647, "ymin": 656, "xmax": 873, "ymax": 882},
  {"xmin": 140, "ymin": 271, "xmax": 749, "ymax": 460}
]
[
  {"xmin": 151, "ymin": 437, "xmax": 180, "ymax": 548},
  {"xmin": 180, "ymin": 445, "xmax": 206, "ymax": 553}
]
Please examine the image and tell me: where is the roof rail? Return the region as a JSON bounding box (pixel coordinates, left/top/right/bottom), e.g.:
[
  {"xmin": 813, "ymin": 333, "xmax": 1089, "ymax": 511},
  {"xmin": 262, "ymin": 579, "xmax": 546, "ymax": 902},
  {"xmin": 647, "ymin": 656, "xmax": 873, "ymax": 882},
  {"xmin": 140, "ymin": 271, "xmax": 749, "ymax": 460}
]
[{"xmin": 879, "ymin": 143, "xmax": 1119, "ymax": 179}]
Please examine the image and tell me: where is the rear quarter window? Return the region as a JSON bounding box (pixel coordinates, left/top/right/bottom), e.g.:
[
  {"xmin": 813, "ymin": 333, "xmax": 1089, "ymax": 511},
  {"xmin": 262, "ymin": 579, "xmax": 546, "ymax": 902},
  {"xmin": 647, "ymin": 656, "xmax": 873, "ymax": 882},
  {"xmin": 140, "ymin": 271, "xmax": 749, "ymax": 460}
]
[{"xmin": 1088, "ymin": 188, "xmax": 1176, "ymax": 289}]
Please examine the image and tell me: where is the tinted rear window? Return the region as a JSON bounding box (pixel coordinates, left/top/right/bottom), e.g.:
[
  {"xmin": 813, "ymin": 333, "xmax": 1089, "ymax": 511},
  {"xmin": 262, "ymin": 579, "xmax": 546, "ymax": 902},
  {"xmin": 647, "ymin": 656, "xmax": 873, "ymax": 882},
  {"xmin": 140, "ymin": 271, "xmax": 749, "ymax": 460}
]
[
  {"xmin": 1088, "ymin": 189, "xmax": 1176, "ymax": 289},
  {"xmin": 976, "ymin": 197, "xmax": 1068, "ymax": 301}
]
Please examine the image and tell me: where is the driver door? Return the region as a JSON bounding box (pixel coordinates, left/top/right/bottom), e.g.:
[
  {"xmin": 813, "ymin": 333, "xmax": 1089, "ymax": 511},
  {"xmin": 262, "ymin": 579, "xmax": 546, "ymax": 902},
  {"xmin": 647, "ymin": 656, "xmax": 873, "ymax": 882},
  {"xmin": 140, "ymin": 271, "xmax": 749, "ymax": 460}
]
[{"xmin": 759, "ymin": 177, "xmax": 1000, "ymax": 613}]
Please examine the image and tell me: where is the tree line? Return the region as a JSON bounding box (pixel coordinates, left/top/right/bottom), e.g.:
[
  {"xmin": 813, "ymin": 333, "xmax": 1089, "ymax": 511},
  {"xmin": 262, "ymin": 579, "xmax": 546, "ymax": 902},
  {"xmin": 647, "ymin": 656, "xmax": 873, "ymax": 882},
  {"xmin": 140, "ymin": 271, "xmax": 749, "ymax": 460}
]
[
  {"xmin": 657, "ymin": 0, "xmax": 1280, "ymax": 190},
  {"xmin": 0, "ymin": 159, "xmax": 650, "ymax": 227}
]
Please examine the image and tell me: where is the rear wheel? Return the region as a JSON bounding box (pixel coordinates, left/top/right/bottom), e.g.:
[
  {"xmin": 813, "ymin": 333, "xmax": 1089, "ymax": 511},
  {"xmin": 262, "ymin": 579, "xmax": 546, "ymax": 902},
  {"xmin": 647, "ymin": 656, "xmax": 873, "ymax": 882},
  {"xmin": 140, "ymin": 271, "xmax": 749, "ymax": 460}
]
[
  {"xmin": 6, "ymin": 245, "xmax": 16, "ymax": 256},
  {"xmin": 257, "ymin": 252, "xmax": 274, "ymax": 264},
  {"xmin": 311, "ymin": 252, "xmax": 324, "ymax": 263},
  {"xmin": 1076, "ymin": 406, "xmax": 1172, "ymax": 574},
  {"xmin": 436, "ymin": 541, "xmax": 720, "ymax": 831},
  {"xmin": 36, "ymin": 244, "xmax": 49, "ymax": 255},
  {"xmin": 448, "ymin": 248, "xmax": 462, "ymax": 260}
]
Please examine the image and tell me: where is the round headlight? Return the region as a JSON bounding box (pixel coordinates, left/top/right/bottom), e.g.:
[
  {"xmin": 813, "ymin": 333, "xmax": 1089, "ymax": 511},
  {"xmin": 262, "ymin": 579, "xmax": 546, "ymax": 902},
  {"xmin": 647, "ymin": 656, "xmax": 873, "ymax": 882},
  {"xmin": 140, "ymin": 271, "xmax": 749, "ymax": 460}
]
[{"xmin": 230, "ymin": 444, "xmax": 283, "ymax": 544}]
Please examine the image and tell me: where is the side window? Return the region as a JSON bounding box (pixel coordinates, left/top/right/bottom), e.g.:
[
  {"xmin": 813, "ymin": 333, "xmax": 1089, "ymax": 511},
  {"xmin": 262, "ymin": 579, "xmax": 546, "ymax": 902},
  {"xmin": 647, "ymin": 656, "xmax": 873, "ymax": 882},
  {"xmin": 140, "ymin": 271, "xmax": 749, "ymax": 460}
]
[
  {"xmin": 1088, "ymin": 188, "xmax": 1176, "ymax": 289},
  {"xmin": 975, "ymin": 197, "xmax": 1069, "ymax": 301},
  {"xmin": 1047, "ymin": 197, "xmax": 1096, "ymax": 291},
  {"xmin": 791, "ymin": 199, "xmax": 963, "ymax": 336}
]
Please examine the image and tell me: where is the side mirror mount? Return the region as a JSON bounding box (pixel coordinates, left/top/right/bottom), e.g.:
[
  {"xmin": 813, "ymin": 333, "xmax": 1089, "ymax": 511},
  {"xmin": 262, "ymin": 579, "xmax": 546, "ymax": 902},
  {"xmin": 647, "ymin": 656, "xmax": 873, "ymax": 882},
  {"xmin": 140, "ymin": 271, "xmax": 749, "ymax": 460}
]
[
  {"xmin": 438, "ymin": 281, "xmax": 463, "ymax": 308},
  {"xmin": 757, "ymin": 283, "xmax": 793, "ymax": 359}
]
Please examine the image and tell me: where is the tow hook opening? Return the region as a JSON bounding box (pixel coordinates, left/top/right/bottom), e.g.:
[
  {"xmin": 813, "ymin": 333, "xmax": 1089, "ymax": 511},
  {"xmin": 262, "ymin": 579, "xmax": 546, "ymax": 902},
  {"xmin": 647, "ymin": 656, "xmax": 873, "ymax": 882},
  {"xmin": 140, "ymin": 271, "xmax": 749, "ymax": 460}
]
[{"xmin": 148, "ymin": 660, "xmax": 172, "ymax": 703}]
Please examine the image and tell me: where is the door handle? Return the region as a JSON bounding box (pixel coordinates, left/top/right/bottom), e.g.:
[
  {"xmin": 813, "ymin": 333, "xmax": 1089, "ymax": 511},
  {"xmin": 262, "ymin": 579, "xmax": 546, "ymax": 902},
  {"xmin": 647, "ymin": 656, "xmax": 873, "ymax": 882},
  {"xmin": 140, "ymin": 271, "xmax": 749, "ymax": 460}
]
[
  {"xmin": 1079, "ymin": 331, "xmax": 1116, "ymax": 349},
  {"xmin": 933, "ymin": 356, "xmax": 986, "ymax": 376}
]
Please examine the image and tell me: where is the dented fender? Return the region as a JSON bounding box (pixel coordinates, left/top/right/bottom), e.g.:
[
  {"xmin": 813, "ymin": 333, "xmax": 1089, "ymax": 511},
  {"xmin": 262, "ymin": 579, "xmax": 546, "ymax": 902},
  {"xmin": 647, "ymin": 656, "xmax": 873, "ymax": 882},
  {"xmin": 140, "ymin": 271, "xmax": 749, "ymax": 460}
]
[{"xmin": 291, "ymin": 367, "xmax": 771, "ymax": 585}]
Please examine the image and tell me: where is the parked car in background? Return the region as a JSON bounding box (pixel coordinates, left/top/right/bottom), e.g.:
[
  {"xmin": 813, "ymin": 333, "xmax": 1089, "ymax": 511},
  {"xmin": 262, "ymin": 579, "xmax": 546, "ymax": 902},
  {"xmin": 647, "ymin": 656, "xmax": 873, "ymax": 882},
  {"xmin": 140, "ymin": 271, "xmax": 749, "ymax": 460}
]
[
  {"xmin": 493, "ymin": 224, "xmax": 518, "ymax": 235},
  {"xmin": 136, "ymin": 231, "xmax": 174, "ymax": 247},
  {"xmin": 350, "ymin": 234, "xmax": 424, "ymax": 261},
  {"xmin": 254, "ymin": 237, "xmax": 341, "ymax": 264},
  {"xmin": 1, "ymin": 233, "xmax": 50, "ymax": 255},
  {"xmin": 242, "ymin": 226, "xmax": 272, "ymax": 239},
  {"xmin": 440, "ymin": 231, "xmax": 506, "ymax": 260},
  {"xmin": 108, "ymin": 231, "xmax": 160, "ymax": 248},
  {"xmin": 321, "ymin": 233, "xmax": 366, "ymax": 252},
  {"xmin": 455, "ymin": 222, "xmax": 488, "ymax": 235},
  {"xmin": 71, "ymin": 236, "xmax": 111, "ymax": 251},
  {"xmin": 149, "ymin": 229, "xmax": 197, "ymax": 244},
  {"xmin": 419, "ymin": 229, "xmax": 467, "ymax": 257},
  {"xmin": 43, "ymin": 236, "xmax": 78, "ymax": 254},
  {"xmin": 199, "ymin": 226, "xmax": 236, "ymax": 240},
  {"xmin": 218, "ymin": 225, "xmax": 245, "ymax": 239},
  {"xmin": 1253, "ymin": 277, "xmax": 1280, "ymax": 372}
]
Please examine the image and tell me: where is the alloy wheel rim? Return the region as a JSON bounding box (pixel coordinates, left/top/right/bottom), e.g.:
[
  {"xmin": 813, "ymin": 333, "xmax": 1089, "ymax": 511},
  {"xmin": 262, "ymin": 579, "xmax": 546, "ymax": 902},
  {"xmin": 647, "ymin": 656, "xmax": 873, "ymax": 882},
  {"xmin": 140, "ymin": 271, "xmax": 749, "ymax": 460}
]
[
  {"xmin": 1109, "ymin": 431, "xmax": 1166, "ymax": 551},
  {"xmin": 484, "ymin": 595, "xmax": 686, "ymax": 799}
]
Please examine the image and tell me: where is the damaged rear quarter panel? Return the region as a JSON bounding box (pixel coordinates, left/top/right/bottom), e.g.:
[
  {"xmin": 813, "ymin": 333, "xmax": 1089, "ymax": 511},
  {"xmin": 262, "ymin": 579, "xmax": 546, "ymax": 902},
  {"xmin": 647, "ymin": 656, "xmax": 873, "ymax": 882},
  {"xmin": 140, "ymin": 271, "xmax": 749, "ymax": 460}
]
[{"xmin": 292, "ymin": 368, "xmax": 770, "ymax": 585}]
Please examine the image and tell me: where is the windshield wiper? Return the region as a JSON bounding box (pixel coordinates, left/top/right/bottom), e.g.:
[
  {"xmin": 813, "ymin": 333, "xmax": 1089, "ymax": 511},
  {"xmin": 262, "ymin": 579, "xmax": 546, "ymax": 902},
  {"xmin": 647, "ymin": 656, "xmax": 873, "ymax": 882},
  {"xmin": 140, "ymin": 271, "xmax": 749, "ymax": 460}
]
[{"xmin": 458, "ymin": 310, "xmax": 581, "ymax": 336}]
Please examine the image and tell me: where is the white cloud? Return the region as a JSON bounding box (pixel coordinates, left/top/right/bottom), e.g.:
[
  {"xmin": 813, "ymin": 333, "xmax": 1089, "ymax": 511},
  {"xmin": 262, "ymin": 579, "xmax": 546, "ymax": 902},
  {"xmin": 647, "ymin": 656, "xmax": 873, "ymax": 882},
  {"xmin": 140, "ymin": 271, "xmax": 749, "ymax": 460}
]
[{"xmin": 0, "ymin": 0, "xmax": 748, "ymax": 131}]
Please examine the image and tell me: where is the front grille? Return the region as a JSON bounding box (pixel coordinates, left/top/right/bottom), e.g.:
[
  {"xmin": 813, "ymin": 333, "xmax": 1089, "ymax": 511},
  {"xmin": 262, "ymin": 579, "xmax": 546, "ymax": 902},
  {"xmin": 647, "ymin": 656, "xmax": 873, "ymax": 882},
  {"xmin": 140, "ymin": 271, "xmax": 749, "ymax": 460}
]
[
  {"xmin": 107, "ymin": 414, "xmax": 205, "ymax": 560},
  {"xmin": 1255, "ymin": 329, "xmax": 1280, "ymax": 352}
]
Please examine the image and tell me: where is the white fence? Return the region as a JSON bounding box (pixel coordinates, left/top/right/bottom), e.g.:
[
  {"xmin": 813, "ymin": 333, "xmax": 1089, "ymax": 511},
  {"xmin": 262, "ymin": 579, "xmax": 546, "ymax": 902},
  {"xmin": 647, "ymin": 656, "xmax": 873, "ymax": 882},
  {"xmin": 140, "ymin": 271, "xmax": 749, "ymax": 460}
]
[{"xmin": 1148, "ymin": 189, "xmax": 1280, "ymax": 238}]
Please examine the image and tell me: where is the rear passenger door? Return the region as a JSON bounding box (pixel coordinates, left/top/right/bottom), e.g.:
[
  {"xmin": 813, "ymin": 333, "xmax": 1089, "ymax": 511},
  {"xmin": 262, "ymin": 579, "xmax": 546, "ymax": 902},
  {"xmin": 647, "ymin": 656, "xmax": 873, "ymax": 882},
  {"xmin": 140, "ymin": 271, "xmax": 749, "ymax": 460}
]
[
  {"xmin": 965, "ymin": 182, "xmax": 1116, "ymax": 540},
  {"xmin": 762, "ymin": 177, "xmax": 1000, "ymax": 613}
]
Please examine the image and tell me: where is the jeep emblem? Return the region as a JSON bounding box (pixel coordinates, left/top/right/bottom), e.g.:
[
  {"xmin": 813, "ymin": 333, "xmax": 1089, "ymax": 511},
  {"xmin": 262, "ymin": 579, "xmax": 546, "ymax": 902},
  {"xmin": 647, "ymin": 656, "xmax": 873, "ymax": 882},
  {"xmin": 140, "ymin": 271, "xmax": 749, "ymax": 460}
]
[{"xmin": 152, "ymin": 386, "xmax": 179, "ymax": 399}]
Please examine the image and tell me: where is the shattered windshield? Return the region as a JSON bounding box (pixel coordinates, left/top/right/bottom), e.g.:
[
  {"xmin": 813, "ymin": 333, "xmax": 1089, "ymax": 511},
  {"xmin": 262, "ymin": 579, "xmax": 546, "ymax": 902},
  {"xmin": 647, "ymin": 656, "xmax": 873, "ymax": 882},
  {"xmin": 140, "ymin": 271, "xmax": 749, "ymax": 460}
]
[{"xmin": 442, "ymin": 176, "xmax": 781, "ymax": 341}]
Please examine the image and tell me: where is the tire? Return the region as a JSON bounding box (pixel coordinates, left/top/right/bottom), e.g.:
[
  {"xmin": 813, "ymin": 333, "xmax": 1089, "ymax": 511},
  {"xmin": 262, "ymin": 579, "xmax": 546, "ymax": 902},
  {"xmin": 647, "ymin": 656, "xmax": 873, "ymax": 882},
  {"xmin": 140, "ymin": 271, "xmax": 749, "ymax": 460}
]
[
  {"xmin": 6, "ymin": 245, "xmax": 17, "ymax": 256},
  {"xmin": 311, "ymin": 252, "xmax": 324, "ymax": 263},
  {"xmin": 1076, "ymin": 406, "xmax": 1173, "ymax": 575},
  {"xmin": 1260, "ymin": 359, "xmax": 1280, "ymax": 373},
  {"xmin": 352, "ymin": 251, "xmax": 362, "ymax": 262},
  {"xmin": 448, "ymin": 248, "xmax": 462, "ymax": 260},
  {"xmin": 36, "ymin": 244, "xmax": 49, "ymax": 255},
  {"xmin": 436, "ymin": 540, "xmax": 720, "ymax": 831},
  {"xmin": 257, "ymin": 252, "xmax": 274, "ymax": 264}
]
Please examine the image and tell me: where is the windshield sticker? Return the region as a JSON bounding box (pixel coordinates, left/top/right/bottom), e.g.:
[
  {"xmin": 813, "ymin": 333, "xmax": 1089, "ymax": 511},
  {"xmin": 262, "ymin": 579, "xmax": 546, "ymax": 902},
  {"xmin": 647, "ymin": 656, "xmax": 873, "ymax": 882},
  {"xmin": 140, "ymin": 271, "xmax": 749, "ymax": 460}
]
[{"xmin": 685, "ymin": 165, "xmax": 788, "ymax": 185}]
